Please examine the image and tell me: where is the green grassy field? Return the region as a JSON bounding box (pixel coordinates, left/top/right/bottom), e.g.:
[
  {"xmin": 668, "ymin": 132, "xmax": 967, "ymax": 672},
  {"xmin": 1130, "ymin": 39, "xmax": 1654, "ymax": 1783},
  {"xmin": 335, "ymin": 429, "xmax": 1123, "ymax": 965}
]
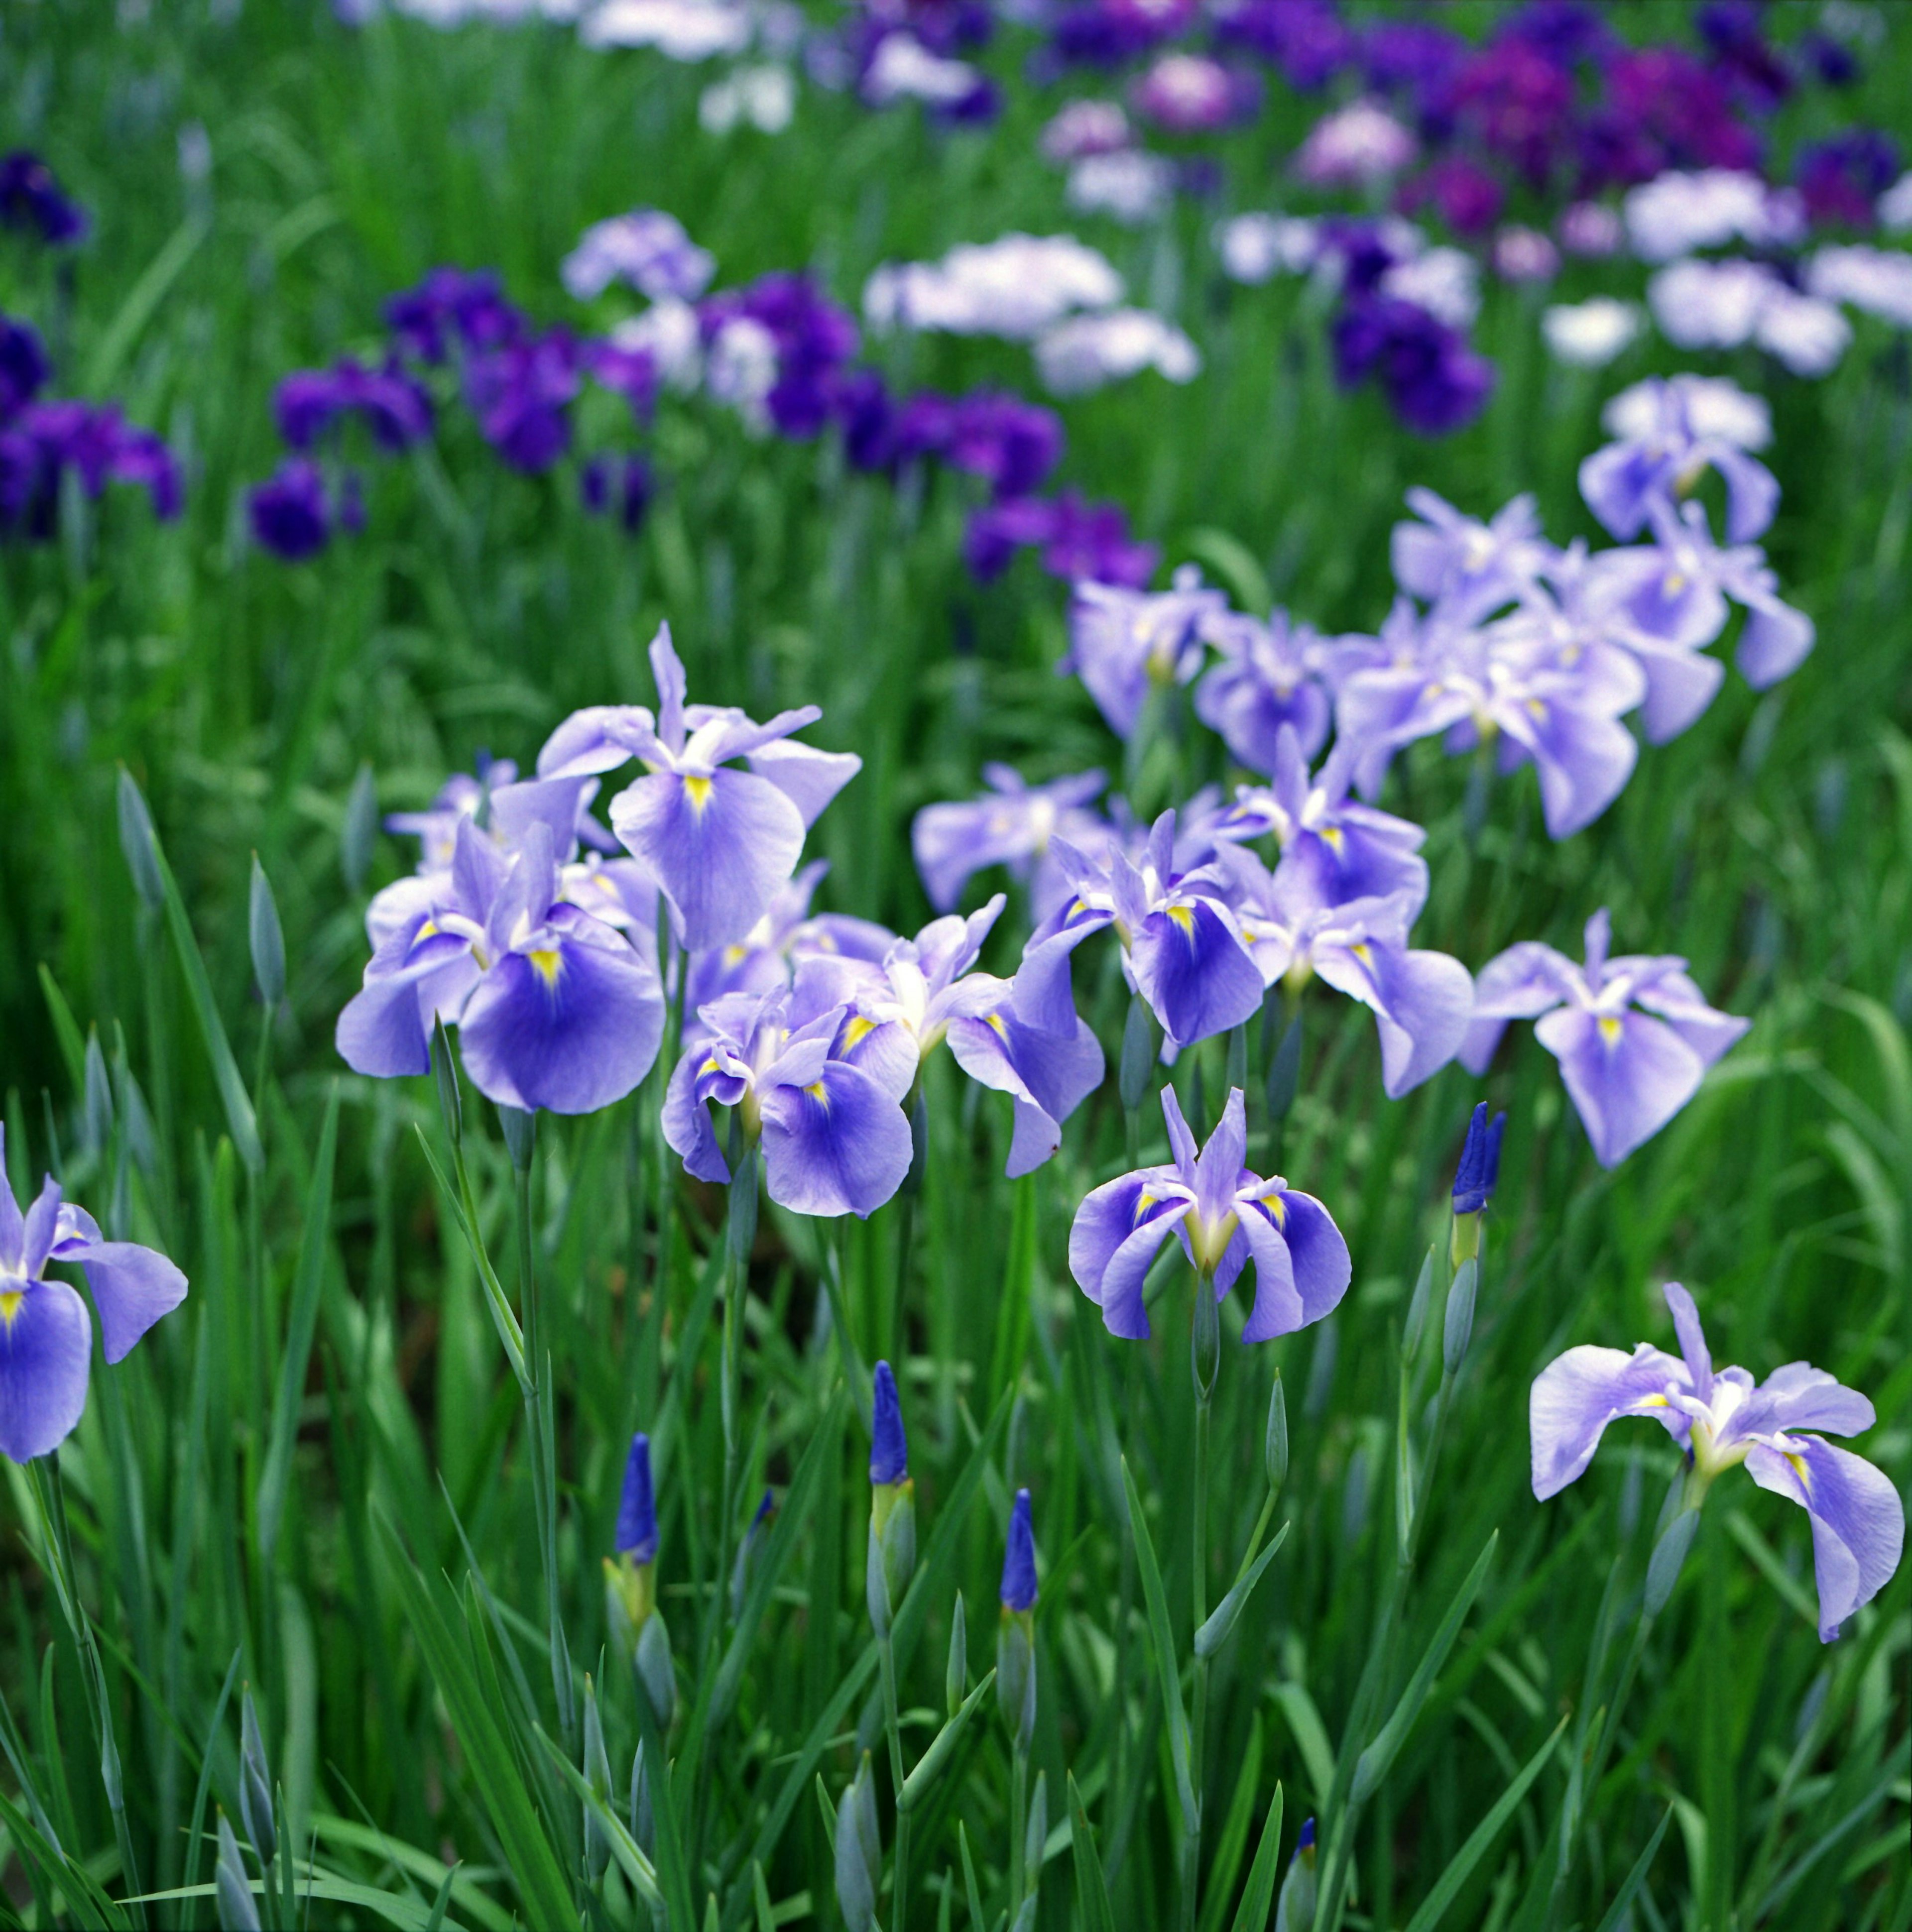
[{"xmin": 0, "ymin": 4, "xmax": 1907, "ymax": 1929}]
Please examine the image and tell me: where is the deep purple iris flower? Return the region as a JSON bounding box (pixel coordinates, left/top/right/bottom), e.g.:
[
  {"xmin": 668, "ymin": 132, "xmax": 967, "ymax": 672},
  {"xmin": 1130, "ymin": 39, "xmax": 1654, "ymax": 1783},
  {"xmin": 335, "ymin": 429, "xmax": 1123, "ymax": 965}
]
[
  {"xmin": 0, "ymin": 317, "xmax": 51, "ymax": 422},
  {"xmin": 579, "ymin": 452, "xmax": 654, "ymax": 533},
  {"xmin": 1212, "ymin": 846, "xmax": 1472, "ymax": 1098},
  {"xmin": 912, "ymin": 765, "xmax": 1109, "ymax": 915},
  {"xmin": 1533, "ymin": 1282, "xmax": 1904, "ymax": 1642},
  {"xmin": 1194, "ymin": 607, "xmax": 1333, "ymax": 770},
  {"xmin": 700, "ymin": 273, "xmax": 860, "ymax": 441},
  {"xmin": 1210, "ymin": 726, "xmax": 1430, "ymax": 914},
  {"xmin": 1061, "ymin": 568, "xmax": 1228, "ymax": 740},
  {"xmin": 538, "ymin": 626, "xmax": 860, "ymax": 951},
  {"xmin": 661, "ymin": 977, "xmax": 913, "ymax": 1219},
  {"xmin": 1462, "ymin": 909, "xmax": 1748, "ymax": 1168},
  {"xmin": 1214, "ymin": 0, "xmax": 1354, "ymax": 90},
  {"xmin": 965, "ymin": 491, "xmax": 1159, "ymax": 589},
  {"xmin": 1794, "ymin": 129, "xmax": 1901, "ymax": 230},
  {"xmin": 385, "ymin": 267, "xmax": 525, "ymax": 365},
  {"xmin": 0, "ymin": 152, "xmax": 89, "ymax": 247},
  {"xmin": 465, "ymin": 330, "xmax": 581, "ymax": 472},
  {"xmin": 0, "ymin": 1128, "xmax": 188, "ymax": 1463},
  {"xmin": 1070, "ymin": 1086, "xmax": 1350, "ymax": 1342},
  {"xmin": 337, "ymin": 812, "xmax": 665, "ymax": 1115},
  {"xmin": 1000, "ymin": 1487, "xmax": 1038, "ymax": 1610},
  {"xmin": 1578, "ymin": 375, "xmax": 1778, "ymax": 544},
  {"xmin": 802, "ymin": 899, "xmax": 1106, "ymax": 1178},
  {"xmin": 1332, "ymin": 295, "xmax": 1496, "ymax": 437},
  {"xmin": 1, "ymin": 398, "xmax": 183, "ymax": 541},
  {"xmin": 275, "ymin": 356, "xmax": 434, "ymax": 453},
  {"xmin": 247, "ymin": 458, "xmax": 335, "ymax": 562},
  {"xmin": 1014, "ymin": 807, "xmax": 1263, "ymax": 1052}
]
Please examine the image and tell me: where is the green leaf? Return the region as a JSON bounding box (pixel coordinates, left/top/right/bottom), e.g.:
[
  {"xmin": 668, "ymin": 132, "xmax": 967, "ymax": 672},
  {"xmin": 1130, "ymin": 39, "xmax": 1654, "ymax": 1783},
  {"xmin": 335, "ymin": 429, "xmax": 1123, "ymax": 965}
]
[
  {"xmin": 958, "ymin": 1823, "xmax": 988, "ymax": 1932},
  {"xmin": 35, "ymin": 965, "xmax": 87, "ymax": 1095},
  {"xmin": 635, "ymin": 1663, "xmax": 698, "ymax": 1932},
  {"xmin": 118, "ymin": 768, "xmax": 263, "ymax": 1170},
  {"xmin": 257, "ymin": 1083, "xmax": 340, "ymax": 1562},
  {"xmin": 532, "ymin": 1727, "xmax": 664, "ymax": 1913},
  {"xmin": 1352, "ymin": 1531, "xmax": 1498, "ymax": 1806},
  {"xmin": 1195, "ymin": 1522, "xmax": 1291, "ymax": 1659},
  {"xmin": 1400, "ymin": 1714, "xmax": 1567, "ymax": 1932},
  {"xmin": 1122, "ymin": 1456, "xmax": 1196, "ymax": 1835},
  {"xmin": 1068, "ymin": 1774, "xmax": 1118, "ymax": 1932},
  {"xmin": 1197, "ymin": 1717, "xmax": 1264, "ymax": 1932},
  {"xmin": 373, "ymin": 1515, "xmax": 575, "ymax": 1931},
  {"xmin": 1180, "ymin": 527, "xmax": 1273, "ymax": 616},
  {"xmin": 1226, "ymin": 1781, "xmax": 1285, "ymax": 1932},
  {"xmin": 899, "ymin": 1670, "xmax": 997, "ymax": 1813},
  {"xmin": 1589, "ymin": 1805, "xmax": 1673, "ymax": 1932},
  {"xmin": 85, "ymin": 215, "xmax": 209, "ymax": 394}
]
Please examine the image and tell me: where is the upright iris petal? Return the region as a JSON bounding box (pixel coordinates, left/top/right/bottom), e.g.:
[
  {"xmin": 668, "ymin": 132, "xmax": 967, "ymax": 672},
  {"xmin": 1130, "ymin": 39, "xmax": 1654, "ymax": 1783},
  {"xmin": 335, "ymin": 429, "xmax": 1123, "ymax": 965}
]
[{"xmin": 1000, "ymin": 1489, "xmax": 1038, "ymax": 1612}]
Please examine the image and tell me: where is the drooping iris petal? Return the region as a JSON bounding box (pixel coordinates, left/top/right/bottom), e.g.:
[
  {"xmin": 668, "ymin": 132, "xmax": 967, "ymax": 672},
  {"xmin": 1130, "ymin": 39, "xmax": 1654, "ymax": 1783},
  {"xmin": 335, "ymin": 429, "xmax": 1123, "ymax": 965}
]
[
  {"xmin": 457, "ymin": 912, "xmax": 664, "ymax": 1115},
  {"xmin": 758, "ymin": 1062, "xmax": 912, "ymax": 1219},
  {"xmin": 944, "ymin": 1006, "xmax": 1104, "ymax": 1178},
  {"xmin": 1729, "ymin": 1362, "xmax": 1877, "ymax": 1444},
  {"xmin": 54, "ymin": 1239, "xmax": 188, "ymax": 1365},
  {"xmin": 0, "ymin": 1278, "xmax": 93, "ymax": 1463},
  {"xmin": 1744, "ymin": 1436, "xmax": 1906, "ymax": 1642},
  {"xmin": 745, "ymin": 738, "xmax": 863, "ymax": 829},
  {"xmin": 611, "ymin": 766, "xmax": 808, "ymax": 951},
  {"xmin": 661, "ymin": 1041, "xmax": 738, "ymax": 1185},
  {"xmin": 1067, "ymin": 1172, "xmax": 1191, "ymax": 1341},
  {"xmin": 1734, "ymin": 592, "xmax": 1814, "ymax": 689},
  {"xmin": 1011, "ymin": 905, "xmax": 1111, "ymax": 1036},
  {"xmin": 1459, "ymin": 939, "xmax": 1576, "ymax": 1073},
  {"xmin": 1128, "ymin": 899, "xmax": 1265, "ymax": 1048},
  {"xmin": 1237, "ymin": 1187, "xmax": 1351, "ymax": 1342},
  {"xmin": 1528, "ymin": 1342, "xmax": 1691, "ymax": 1499},
  {"xmin": 1536, "ymin": 1005, "xmax": 1707, "ymax": 1168},
  {"xmin": 335, "ymin": 926, "xmax": 479, "ymax": 1079},
  {"xmin": 1627, "ymin": 632, "xmax": 1727, "ymax": 745},
  {"xmin": 1629, "ymin": 969, "xmax": 1750, "ymax": 1067},
  {"xmin": 1314, "ymin": 940, "xmax": 1473, "ymax": 1098},
  {"xmin": 1499, "ymin": 697, "xmax": 1640, "ymax": 841}
]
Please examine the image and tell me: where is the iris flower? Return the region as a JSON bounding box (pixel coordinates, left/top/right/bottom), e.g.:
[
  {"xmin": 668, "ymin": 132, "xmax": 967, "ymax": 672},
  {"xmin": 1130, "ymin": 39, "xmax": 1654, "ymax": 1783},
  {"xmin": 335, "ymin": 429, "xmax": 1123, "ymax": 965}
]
[
  {"xmin": 1532, "ymin": 1283, "xmax": 1904, "ymax": 1641},
  {"xmin": 0, "ymin": 1131, "xmax": 188, "ymax": 1462},
  {"xmin": 1578, "ymin": 373, "xmax": 1778, "ymax": 543},
  {"xmin": 538, "ymin": 625, "xmax": 860, "ymax": 949},
  {"xmin": 1462, "ymin": 909, "xmax": 1747, "ymax": 1167},
  {"xmin": 1060, "ymin": 568, "xmax": 1228, "ymax": 740},
  {"xmin": 1069, "ymin": 1087, "xmax": 1350, "ymax": 1342},
  {"xmin": 1193, "ymin": 608, "xmax": 1334, "ymax": 770},
  {"xmin": 911, "ymin": 765, "xmax": 1108, "ymax": 915}
]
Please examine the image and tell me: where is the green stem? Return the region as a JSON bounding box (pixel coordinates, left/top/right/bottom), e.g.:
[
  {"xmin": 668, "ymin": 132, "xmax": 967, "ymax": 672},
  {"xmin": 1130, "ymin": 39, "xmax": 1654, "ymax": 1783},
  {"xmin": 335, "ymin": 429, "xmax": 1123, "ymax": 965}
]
[
  {"xmin": 1009, "ymin": 1743, "xmax": 1029, "ymax": 1912},
  {"xmin": 1184, "ymin": 1280, "xmax": 1217, "ymax": 1932},
  {"xmin": 879, "ymin": 1630, "xmax": 912, "ymax": 1927},
  {"xmin": 36, "ymin": 1458, "xmax": 147, "ymax": 1928}
]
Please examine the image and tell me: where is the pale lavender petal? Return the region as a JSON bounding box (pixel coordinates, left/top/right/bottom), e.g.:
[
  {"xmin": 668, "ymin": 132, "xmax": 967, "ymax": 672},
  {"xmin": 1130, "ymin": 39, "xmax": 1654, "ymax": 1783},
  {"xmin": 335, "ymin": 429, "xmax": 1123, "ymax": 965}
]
[
  {"xmin": 0, "ymin": 1277, "xmax": 92, "ymax": 1463},
  {"xmin": 336, "ymin": 928, "xmax": 479, "ymax": 1079},
  {"xmin": 650, "ymin": 622, "xmax": 688, "ymax": 751},
  {"xmin": 1192, "ymin": 1089, "xmax": 1247, "ymax": 1229},
  {"xmin": 488, "ymin": 775, "xmax": 597, "ymax": 856},
  {"xmin": 536, "ymin": 703, "xmax": 660, "ymax": 779},
  {"xmin": 1734, "ymin": 592, "xmax": 1814, "ymax": 688},
  {"xmin": 1460, "ymin": 940, "xmax": 1575, "ymax": 1075},
  {"xmin": 55, "ymin": 1241, "xmax": 187, "ymax": 1364},
  {"xmin": 21, "ymin": 1177, "xmax": 62, "ymax": 1278},
  {"xmin": 1499, "ymin": 699, "xmax": 1639, "ymax": 840},
  {"xmin": 662, "ymin": 1043, "xmax": 734, "ymax": 1184},
  {"xmin": 1068, "ymin": 1175, "xmax": 1191, "ymax": 1341},
  {"xmin": 834, "ymin": 1015, "xmax": 919, "ymax": 1104},
  {"xmin": 1236, "ymin": 1186, "xmax": 1350, "ymax": 1341},
  {"xmin": 611, "ymin": 766, "xmax": 807, "ymax": 950},
  {"xmin": 1529, "ymin": 1342, "xmax": 1692, "ymax": 1499},
  {"xmin": 1159, "ymin": 1085, "xmax": 1198, "ymax": 1180},
  {"xmin": 1662, "ymin": 1282, "xmax": 1713, "ymax": 1405},
  {"xmin": 1745, "ymin": 1438, "xmax": 1906, "ymax": 1642},
  {"xmin": 746, "ymin": 739, "xmax": 862, "ymax": 828},
  {"xmin": 1731, "ymin": 1363, "xmax": 1876, "ymax": 1444},
  {"xmin": 759, "ymin": 1062, "xmax": 912, "ymax": 1219},
  {"xmin": 458, "ymin": 912, "xmax": 663, "ymax": 1115},
  {"xmin": 1314, "ymin": 941, "xmax": 1472, "ymax": 1098},
  {"xmin": 1010, "ymin": 906, "xmax": 1111, "ymax": 1035},
  {"xmin": 1627, "ymin": 633, "xmax": 1726, "ymax": 744},
  {"xmin": 1536, "ymin": 1006, "xmax": 1706, "ymax": 1167},
  {"xmin": 1629, "ymin": 970, "xmax": 1749, "ymax": 1067},
  {"xmin": 0, "ymin": 1132, "xmax": 20, "ymax": 1275},
  {"xmin": 1129, "ymin": 900, "xmax": 1265, "ymax": 1048}
]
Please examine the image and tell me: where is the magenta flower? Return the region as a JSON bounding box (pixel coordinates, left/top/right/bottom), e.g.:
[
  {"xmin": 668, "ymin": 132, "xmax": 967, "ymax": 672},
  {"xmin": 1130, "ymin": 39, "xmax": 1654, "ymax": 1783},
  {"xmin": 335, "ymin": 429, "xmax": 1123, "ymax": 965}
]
[
  {"xmin": 1069, "ymin": 1087, "xmax": 1349, "ymax": 1342},
  {"xmin": 1462, "ymin": 910, "xmax": 1748, "ymax": 1168},
  {"xmin": 1533, "ymin": 1283, "xmax": 1904, "ymax": 1641}
]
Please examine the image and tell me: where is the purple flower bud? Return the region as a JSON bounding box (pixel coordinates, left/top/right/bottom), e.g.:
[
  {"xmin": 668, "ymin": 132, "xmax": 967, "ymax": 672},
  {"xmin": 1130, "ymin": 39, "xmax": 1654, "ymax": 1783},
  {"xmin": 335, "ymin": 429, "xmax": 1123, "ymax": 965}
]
[
  {"xmin": 1000, "ymin": 1488, "xmax": 1037, "ymax": 1611},
  {"xmin": 0, "ymin": 151, "xmax": 89, "ymax": 247},
  {"xmin": 1450, "ymin": 1102, "xmax": 1507, "ymax": 1215},
  {"xmin": 248, "ymin": 458, "xmax": 332, "ymax": 562},
  {"xmin": 870, "ymin": 1361, "xmax": 908, "ymax": 1486},
  {"xmin": 616, "ymin": 1433, "xmax": 659, "ymax": 1564}
]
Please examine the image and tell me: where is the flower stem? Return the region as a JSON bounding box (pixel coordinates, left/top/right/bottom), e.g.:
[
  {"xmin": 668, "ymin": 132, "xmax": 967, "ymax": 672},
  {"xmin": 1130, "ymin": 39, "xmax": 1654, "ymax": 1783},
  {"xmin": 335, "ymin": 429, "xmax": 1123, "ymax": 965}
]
[
  {"xmin": 878, "ymin": 1628, "xmax": 912, "ymax": 1928},
  {"xmin": 1184, "ymin": 1277, "xmax": 1218, "ymax": 1932},
  {"xmin": 1009, "ymin": 1740, "xmax": 1029, "ymax": 1913}
]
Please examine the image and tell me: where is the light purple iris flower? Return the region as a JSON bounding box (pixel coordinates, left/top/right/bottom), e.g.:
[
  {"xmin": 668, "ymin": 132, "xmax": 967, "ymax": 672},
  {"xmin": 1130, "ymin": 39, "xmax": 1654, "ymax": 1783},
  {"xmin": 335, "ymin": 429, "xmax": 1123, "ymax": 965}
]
[
  {"xmin": 1069, "ymin": 1087, "xmax": 1350, "ymax": 1342},
  {"xmin": 911, "ymin": 765, "xmax": 1109, "ymax": 914},
  {"xmin": 1533, "ymin": 1282, "xmax": 1904, "ymax": 1642},
  {"xmin": 1389, "ymin": 487, "xmax": 1553, "ymax": 626},
  {"xmin": 1013, "ymin": 808, "xmax": 1265, "ymax": 1050},
  {"xmin": 0, "ymin": 1129, "xmax": 188, "ymax": 1462},
  {"xmin": 1060, "ymin": 567, "xmax": 1229, "ymax": 740},
  {"xmin": 805, "ymin": 899, "xmax": 1105, "ymax": 1177},
  {"xmin": 1212, "ymin": 846, "xmax": 1472, "ymax": 1097},
  {"xmin": 661, "ymin": 978, "xmax": 913, "ymax": 1218},
  {"xmin": 337, "ymin": 817, "xmax": 665, "ymax": 1115},
  {"xmin": 1578, "ymin": 375, "xmax": 1779, "ymax": 544},
  {"xmin": 1193, "ymin": 608, "xmax": 1334, "ymax": 770},
  {"xmin": 1462, "ymin": 909, "xmax": 1748, "ymax": 1168},
  {"xmin": 1595, "ymin": 497, "xmax": 1815, "ymax": 694},
  {"xmin": 1336, "ymin": 596, "xmax": 1647, "ymax": 840},
  {"xmin": 1210, "ymin": 725, "xmax": 1429, "ymax": 913},
  {"xmin": 537, "ymin": 626, "xmax": 861, "ymax": 950}
]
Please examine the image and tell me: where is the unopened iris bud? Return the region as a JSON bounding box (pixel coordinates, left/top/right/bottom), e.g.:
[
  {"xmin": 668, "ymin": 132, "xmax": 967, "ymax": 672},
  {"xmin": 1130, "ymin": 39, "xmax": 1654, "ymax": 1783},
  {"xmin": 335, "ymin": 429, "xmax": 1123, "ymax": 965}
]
[
  {"xmin": 1273, "ymin": 1818, "xmax": 1316, "ymax": 1932},
  {"xmin": 1265, "ymin": 1369, "xmax": 1289, "ymax": 1500},
  {"xmin": 997, "ymin": 1488, "xmax": 1038, "ymax": 1755},
  {"xmin": 248, "ymin": 855, "xmax": 286, "ymax": 1012},
  {"xmin": 499, "ymin": 1105, "xmax": 535, "ymax": 1174},
  {"xmin": 116, "ymin": 767, "xmax": 165, "ymax": 916},
  {"xmin": 342, "ymin": 762, "xmax": 377, "ymax": 893},
  {"xmin": 629, "ymin": 1741, "xmax": 654, "ymax": 1857},
  {"xmin": 583, "ymin": 1674, "xmax": 613, "ymax": 1881},
  {"xmin": 215, "ymin": 1810, "xmax": 261, "ymax": 1932},
  {"xmin": 1449, "ymin": 1103, "xmax": 1506, "ymax": 1267},
  {"xmin": 834, "ymin": 1751, "xmax": 882, "ymax": 1932},
  {"xmin": 238, "ymin": 1687, "xmax": 275, "ymax": 1869},
  {"xmin": 731, "ymin": 1489, "xmax": 775, "ymax": 1619},
  {"xmin": 1402, "ymin": 1245, "xmax": 1436, "ymax": 1362},
  {"xmin": 946, "ymin": 1591, "xmax": 968, "ymax": 1719},
  {"xmin": 604, "ymin": 1434, "xmax": 676, "ymax": 1726},
  {"xmin": 1442, "ymin": 1257, "xmax": 1478, "ymax": 1378},
  {"xmin": 866, "ymin": 1362, "xmax": 916, "ymax": 1636}
]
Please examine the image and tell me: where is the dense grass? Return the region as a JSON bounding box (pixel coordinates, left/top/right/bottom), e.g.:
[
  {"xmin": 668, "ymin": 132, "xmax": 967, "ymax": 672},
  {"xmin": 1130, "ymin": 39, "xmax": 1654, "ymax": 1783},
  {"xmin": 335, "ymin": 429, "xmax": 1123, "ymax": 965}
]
[{"xmin": 0, "ymin": 4, "xmax": 1908, "ymax": 1929}]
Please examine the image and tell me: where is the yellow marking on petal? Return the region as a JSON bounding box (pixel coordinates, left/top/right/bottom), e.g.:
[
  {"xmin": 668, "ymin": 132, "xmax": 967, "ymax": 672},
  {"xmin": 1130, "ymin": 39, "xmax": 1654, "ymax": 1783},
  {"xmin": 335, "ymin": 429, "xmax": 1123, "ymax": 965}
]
[
  {"xmin": 1786, "ymin": 1451, "xmax": 1810, "ymax": 1487},
  {"xmin": 1319, "ymin": 825, "xmax": 1343, "ymax": 853},
  {"xmin": 842, "ymin": 1015, "xmax": 877, "ymax": 1050},
  {"xmin": 1166, "ymin": 903, "xmax": 1196, "ymax": 936},
  {"xmin": 1664, "ymin": 571, "xmax": 1687, "ymax": 595},
  {"xmin": 1598, "ymin": 1017, "xmax": 1623, "ymax": 1045},
  {"xmin": 683, "ymin": 774, "xmax": 715, "ymax": 813},
  {"xmin": 984, "ymin": 1012, "xmax": 1010, "ymax": 1038},
  {"xmin": 1526, "ymin": 698, "xmax": 1548, "ymax": 720},
  {"xmin": 0, "ymin": 1290, "xmax": 22, "ymax": 1327},
  {"xmin": 417, "ymin": 918, "xmax": 439, "ymax": 939},
  {"xmin": 529, "ymin": 949, "xmax": 563, "ymax": 986},
  {"xmin": 805, "ymin": 1081, "xmax": 828, "ymax": 1104},
  {"xmin": 1263, "ymin": 1193, "xmax": 1287, "ymax": 1227},
  {"xmin": 1638, "ymin": 1393, "xmax": 1670, "ymax": 1407},
  {"xmin": 723, "ymin": 944, "xmax": 747, "ymax": 965},
  {"xmin": 700, "ymin": 1057, "xmax": 720, "ymax": 1076},
  {"xmin": 1351, "ymin": 943, "xmax": 1374, "ymax": 968}
]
